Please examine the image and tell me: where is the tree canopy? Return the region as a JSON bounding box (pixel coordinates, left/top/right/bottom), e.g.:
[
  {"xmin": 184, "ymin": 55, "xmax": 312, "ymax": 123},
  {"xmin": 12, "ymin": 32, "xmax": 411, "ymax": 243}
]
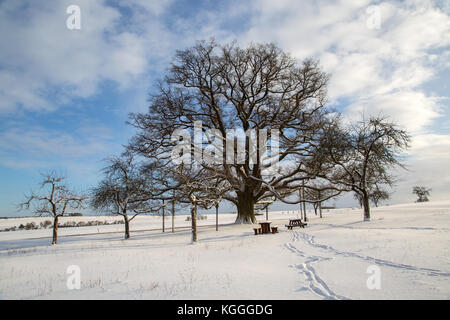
[{"xmin": 128, "ymin": 39, "xmax": 335, "ymax": 223}]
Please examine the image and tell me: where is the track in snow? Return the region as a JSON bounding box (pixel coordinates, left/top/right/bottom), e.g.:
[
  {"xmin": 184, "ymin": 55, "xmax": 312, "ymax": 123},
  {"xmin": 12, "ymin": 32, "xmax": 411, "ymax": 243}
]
[
  {"xmin": 285, "ymin": 231, "xmax": 349, "ymax": 300},
  {"xmin": 298, "ymin": 232, "xmax": 450, "ymax": 277}
]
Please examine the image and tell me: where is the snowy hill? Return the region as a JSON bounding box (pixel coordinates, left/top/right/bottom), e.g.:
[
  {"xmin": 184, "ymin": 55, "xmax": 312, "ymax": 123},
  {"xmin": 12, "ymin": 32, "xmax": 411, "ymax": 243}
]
[{"xmin": 0, "ymin": 201, "xmax": 449, "ymax": 299}]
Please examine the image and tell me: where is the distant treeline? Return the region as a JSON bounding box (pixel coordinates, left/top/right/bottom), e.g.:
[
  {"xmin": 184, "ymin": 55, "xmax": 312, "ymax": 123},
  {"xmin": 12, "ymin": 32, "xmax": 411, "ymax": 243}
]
[{"xmin": 0, "ymin": 219, "xmax": 124, "ymax": 232}]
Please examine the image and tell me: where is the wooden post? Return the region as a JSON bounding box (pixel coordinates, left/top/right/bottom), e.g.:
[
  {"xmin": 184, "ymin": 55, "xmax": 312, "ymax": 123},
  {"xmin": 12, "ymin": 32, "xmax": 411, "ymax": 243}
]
[
  {"xmin": 162, "ymin": 199, "xmax": 165, "ymax": 233},
  {"xmin": 318, "ymin": 190, "xmax": 323, "ymax": 218},
  {"xmin": 302, "ymin": 181, "xmax": 307, "ymax": 222},
  {"xmin": 171, "ymin": 197, "xmax": 175, "ymax": 233},
  {"xmin": 299, "ymin": 189, "xmax": 303, "ymax": 220},
  {"xmin": 266, "ymin": 206, "xmax": 269, "ymax": 221},
  {"xmin": 215, "ymin": 203, "xmax": 219, "ymax": 231}
]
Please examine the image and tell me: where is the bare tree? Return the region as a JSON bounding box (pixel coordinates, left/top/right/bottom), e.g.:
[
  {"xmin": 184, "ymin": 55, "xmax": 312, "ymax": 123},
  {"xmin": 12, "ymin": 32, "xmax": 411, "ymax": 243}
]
[
  {"xmin": 91, "ymin": 154, "xmax": 156, "ymax": 239},
  {"xmin": 304, "ymin": 182, "xmax": 340, "ymax": 218},
  {"xmin": 128, "ymin": 39, "xmax": 335, "ymax": 223},
  {"xmin": 370, "ymin": 187, "xmax": 390, "ymax": 207},
  {"xmin": 176, "ymin": 165, "xmax": 228, "ymax": 242},
  {"xmin": 412, "ymin": 186, "xmax": 431, "ymax": 203},
  {"xmin": 319, "ymin": 116, "xmax": 410, "ymax": 221},
  {"xmin": 20, "ymin": 172, "xmax": 87, "ymax": 245},
  {"xmin": 354, "ymin": 184, "xmax": 390, "ymax": 208},
  {"xmin": 151, "ymin": 161, "xmax": 228, "ymax": 243}
]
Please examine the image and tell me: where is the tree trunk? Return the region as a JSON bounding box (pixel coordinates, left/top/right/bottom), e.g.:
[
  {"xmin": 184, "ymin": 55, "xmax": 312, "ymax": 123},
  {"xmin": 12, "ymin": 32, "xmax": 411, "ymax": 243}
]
[
  {"xmin": 319, "ymin": 202, "xmax": 323, "ymax": 218},
  {"xmin": 52, "ymin": 216, "xmax": 59, "ymax": 245},
  {"xmin": 235, "ymin": 191, "xmax": 256, "ymax": 224},
  {"xmin": 191, "ymin": 203, "xmax": 198, "ymax": 243},
  {"xmin": 362, "ymin": 191, "xmax": 371, "ymax": 221},
  {"xmin": 215, "ymin": 203, "xmax": 219, "ymax": 231},
  {"xmin": 124, "ymin": 215, "xmax": 130, "ymax": 239}
]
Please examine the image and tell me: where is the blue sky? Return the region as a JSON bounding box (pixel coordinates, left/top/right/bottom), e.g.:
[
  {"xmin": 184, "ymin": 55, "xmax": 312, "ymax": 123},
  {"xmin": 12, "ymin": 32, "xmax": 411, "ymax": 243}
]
[{"xmin": 0, "ymin": 0, "xmax": 449, "ymax": 216}]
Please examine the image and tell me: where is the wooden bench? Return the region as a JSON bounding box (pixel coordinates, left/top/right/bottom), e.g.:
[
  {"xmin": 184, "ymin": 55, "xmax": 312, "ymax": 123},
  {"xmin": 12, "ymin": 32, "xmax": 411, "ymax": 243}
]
[
  {"xmin": 253, "ymin": 227, "xmax": 262, "ymax": 235},
  {"xmin": 254, "ymin": 226, "xmax": 278, "ymax": 235},
  {"xmin": 285, "ymin": 219, "xmax": 307, "ymax": 230}
]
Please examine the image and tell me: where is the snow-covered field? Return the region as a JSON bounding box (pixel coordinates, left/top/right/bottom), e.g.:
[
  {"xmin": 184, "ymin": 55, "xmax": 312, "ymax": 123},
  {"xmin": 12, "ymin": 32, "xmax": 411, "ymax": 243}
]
[{"xmin": 0, "ymin": 201, "xmax": 449, "ymax": 300}]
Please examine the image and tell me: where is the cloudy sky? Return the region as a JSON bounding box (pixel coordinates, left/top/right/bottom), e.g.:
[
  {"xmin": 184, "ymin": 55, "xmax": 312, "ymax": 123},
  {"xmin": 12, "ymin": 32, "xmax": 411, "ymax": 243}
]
[{"xmin": 0, "ymin": 0, "xmax": 449, "ymax": 216}]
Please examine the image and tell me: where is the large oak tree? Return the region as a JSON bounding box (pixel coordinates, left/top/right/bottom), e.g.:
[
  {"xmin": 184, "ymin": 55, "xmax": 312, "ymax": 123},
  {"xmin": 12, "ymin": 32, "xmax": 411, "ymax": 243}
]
[{"xmin": 128, "ymin": 40, "xmax": 334, "ymax": 223}]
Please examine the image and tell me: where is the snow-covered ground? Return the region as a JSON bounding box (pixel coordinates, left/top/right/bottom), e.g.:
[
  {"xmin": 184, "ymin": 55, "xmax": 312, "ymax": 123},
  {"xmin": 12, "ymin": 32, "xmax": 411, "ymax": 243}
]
[{"xmin": 0, "ymin": 201, "xmax": 449, "ymax": 299}]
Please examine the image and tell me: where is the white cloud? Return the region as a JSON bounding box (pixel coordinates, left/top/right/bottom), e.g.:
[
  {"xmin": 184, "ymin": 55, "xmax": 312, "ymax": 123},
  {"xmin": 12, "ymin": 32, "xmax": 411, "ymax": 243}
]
[
  {"xmin": 390, "ymin": 133, "xmax": 450, "ymax": 203},
  {"xmin": 0, "ymin": 125, "xmax": 114, "ymax": 160},
  {"xmin": 0, "ymin": 71, "xmax": 56, "ymax": 113},
  {"xmin": 239, "ymin": 0, "xmax": 450, "ymax": 136},
  {"xmin": 235, "ymin": 0, "xmax": 450, "ymax": 203},
  {"xmin": 0, "ymin": 0, "xmax": 449, "ymax": 205},
  {"xmin": 410, "ymin": 133, "xmax": 450, "ymax": 159},
  {"xmin": 346, "ymin": 90, "xmax": 442, "ymax": 134},
  {"xmin": 0, "ymin": 0, "xmax": 173, "ymax": 114},
  {"xmin": 117, "ymin": 0, "xmax": 174, "ymax": 16}
]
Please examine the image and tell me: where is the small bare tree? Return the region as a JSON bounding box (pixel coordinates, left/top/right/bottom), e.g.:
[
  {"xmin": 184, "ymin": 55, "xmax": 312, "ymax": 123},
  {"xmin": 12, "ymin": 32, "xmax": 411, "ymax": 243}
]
[
  {"xmin": 91, "ymin": 154, "xmax": 155, "ymax": 239},
  {"xmin": 304, "ymin": 183, "xmax": 340, "ymax": 218},
  {"xmin": 412, "ymin": 186, "xmax": 431, "ymax": 203},
  {"xmin": 370, "ymin": 187, "xmax": 390, "ymax": 207},
  {"xmin": 20, "ymin": 173, "xmax": 87, "ymax": 245},
  {"xmin": 354, "ymin": 184, "xmax": 390, "ymax": 208},
  {"xmin": 140, "ymin": 151, "xmax": 228, "ymax": 243},
  {"xmin": 164, "ymin": 164, "xmax": 228, "ymax": 243},
  {"xmin": 319, "ymin": 116, "xmax": 410, "ymax": 221}
]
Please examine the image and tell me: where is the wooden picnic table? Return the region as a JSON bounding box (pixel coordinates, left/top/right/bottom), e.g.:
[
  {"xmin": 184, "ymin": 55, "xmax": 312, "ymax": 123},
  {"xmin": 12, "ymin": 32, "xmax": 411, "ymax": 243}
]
[
  {"xmin": 259, "ymin": 221, "xmax": 272, "ymax": 234},
  {"xmin": 286, "ymin": 218, "xmax": 307, "ymax": 229},
  {"xmin": 253, "ymin": 221, "xmax": 278, "ymax": 235}
]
